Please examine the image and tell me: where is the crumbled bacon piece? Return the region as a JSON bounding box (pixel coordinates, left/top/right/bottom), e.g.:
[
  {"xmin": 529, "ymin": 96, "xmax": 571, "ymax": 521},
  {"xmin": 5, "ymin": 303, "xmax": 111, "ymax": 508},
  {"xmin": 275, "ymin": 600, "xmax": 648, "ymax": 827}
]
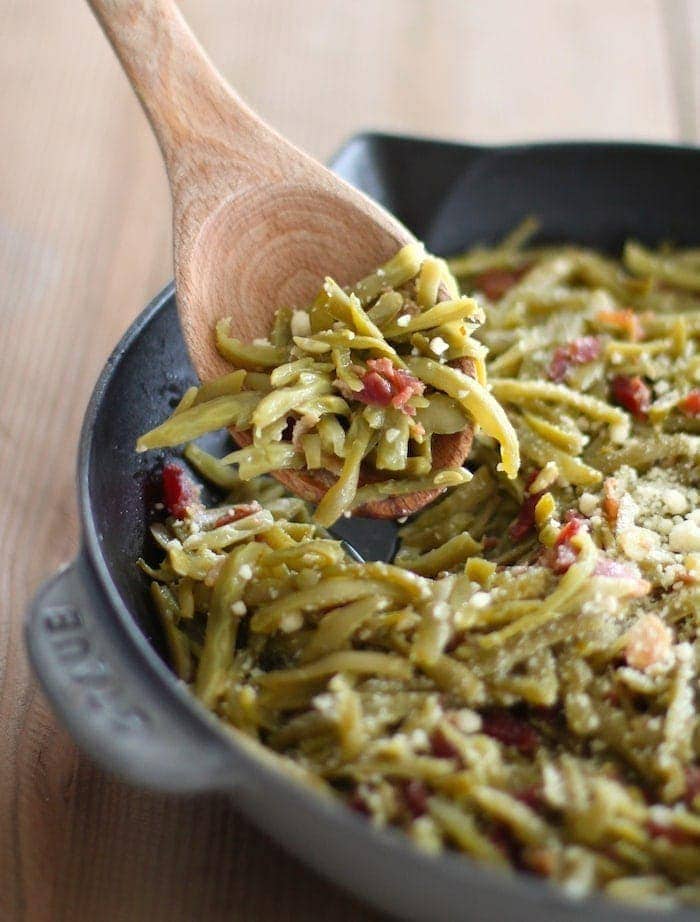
[
  {"xmin": 161, "ymin": 463, "xmax": 200, "ymax": 518},
  {"xmin": 349, "ymin": 790, "xmax": 371, "ymax": 816},
  {"xmin": 624, "ymin": 614, "xmax": 673, "ymax": 672},
  {"xmin": 595, "ymin": 558, "xmax": 636, "ymax": 579},
  {"xmin": 541, "ymin": 542, "xmax": 578, "ymax": 575},
  {"xmin": 213, "ymin": 501, "xmax": 262, "ymax": 528},
  {"xmin": 508, "ymin": 470, "xmax": 544, "ymax": 542},
  {"xmin": 540, "ymin": 512, "xmax": 588, "ymax": 574},
  {"xmin": 611, "ymin": 375, "xmax": 651, "ymax": 420},
  {"xmin": 400, "ymin": 780, "xmax": 429, "ymax": 818},
  {"xmin": 596, "ymin": 308, "xmax": 644, "ymax": 342},
  {"xmin": 594, "ymin": 557, "xmax": 651, "ymax": 597},
  {"xmin": 680, "ymin": 389, "xmax": 700, "ymax": 417},
  {"xmin": 647, "ymin": 821, "xmax": 694, "ymax": 845},
  {"xmin": 547, "ymin": 336, "xmax": 601, "ymax": 383},
  {"xmin": 602, "ymin": 477, "xmax": 620, "ymax": 525},
  {"xmin": 474, "ymin": 265, "xmax": 530, "ymax": 301},
  {"xmin": 558, "ymin": 512, "xmax": 587, "ymax": 544},
  {"xmin": 355, "ymin": 357, "xmax": 424, "ymax": 416},
  {"xmin": 508, "ymin": 493, "xmax": 542, "ymax": 542},
  {"xmin": 530, "ymin": 705, "xmax": 562, "ymax": 726},
  {"xmin": 488, "ymin": 823, "xmax": 511, "ymax": 855},
  {"xmin": 481, "ymin": 711, "xmax": 540, "ymax": 756},
  {"xmin": 514, "ymin": 785, "xmax": 543, "ymax": 811},
  {"xmin": 430, "ymin": 727, "xmax": 461, "ymax": 761}
]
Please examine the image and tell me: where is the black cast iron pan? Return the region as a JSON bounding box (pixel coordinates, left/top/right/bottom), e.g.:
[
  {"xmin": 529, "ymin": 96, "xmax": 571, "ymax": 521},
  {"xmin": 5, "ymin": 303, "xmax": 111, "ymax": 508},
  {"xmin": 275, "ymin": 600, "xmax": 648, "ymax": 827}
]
[{"xmin": 26, "ymin": 135, "xmax": 700, "ymax": 921}]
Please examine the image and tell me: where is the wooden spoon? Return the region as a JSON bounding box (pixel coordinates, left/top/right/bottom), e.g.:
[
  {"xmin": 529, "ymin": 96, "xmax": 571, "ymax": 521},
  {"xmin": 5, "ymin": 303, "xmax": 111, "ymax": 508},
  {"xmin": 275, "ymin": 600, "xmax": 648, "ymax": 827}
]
[{"xmin": 88, "ymin": 0, "xmax": 474, "ymax": 518}]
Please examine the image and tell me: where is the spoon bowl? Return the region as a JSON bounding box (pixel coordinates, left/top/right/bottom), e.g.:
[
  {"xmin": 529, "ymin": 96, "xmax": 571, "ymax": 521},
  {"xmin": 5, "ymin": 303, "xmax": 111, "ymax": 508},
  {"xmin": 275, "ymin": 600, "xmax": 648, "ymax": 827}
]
[
  {"xmin": 177, "ymin": 182, "xmax": 414, "ymax": 382},
  {"xmin": 88, "ymin": 0, "xmax": 475, "ymax": 518}
]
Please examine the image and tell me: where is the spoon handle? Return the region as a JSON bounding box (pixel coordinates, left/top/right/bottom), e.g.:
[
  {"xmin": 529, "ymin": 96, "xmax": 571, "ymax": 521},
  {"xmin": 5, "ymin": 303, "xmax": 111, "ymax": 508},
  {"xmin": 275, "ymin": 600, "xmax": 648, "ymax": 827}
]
[{"xmin": 86, "ymin": 0, "xmax": 261, "ymax": 171}]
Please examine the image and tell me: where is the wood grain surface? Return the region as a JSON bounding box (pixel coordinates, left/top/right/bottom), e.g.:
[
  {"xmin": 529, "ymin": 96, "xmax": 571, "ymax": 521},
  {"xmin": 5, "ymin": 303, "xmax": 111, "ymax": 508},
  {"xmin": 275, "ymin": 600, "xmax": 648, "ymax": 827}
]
[{"xmin": 1, "ymin": 2, "xmax": 697, "ymax": 920}]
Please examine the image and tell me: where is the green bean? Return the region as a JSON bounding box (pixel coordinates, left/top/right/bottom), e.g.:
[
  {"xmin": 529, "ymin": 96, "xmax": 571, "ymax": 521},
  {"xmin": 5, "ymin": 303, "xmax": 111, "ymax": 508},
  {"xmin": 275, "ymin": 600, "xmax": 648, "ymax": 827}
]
[
  {"xmin": 136, "ymin": 393, "xmax": 260, "ymax": 450},
  {"xmin": 216, "ymin": 320, "xmax": 287, "ymax": 369},
  {"xmin": 314, "ymin": 417, "xmax": 372, "ymax": 526},
  {"xmin": 183, "ymin": 443, "xmax": 240, "ymax": 491}
]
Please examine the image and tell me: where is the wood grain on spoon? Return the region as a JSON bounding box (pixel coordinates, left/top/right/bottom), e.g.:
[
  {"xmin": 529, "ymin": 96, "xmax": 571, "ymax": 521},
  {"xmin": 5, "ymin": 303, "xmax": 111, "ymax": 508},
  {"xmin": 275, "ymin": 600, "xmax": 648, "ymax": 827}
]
[{"xmin": 87, "ymin": 0, "xmax": 474, "ymax": 518}]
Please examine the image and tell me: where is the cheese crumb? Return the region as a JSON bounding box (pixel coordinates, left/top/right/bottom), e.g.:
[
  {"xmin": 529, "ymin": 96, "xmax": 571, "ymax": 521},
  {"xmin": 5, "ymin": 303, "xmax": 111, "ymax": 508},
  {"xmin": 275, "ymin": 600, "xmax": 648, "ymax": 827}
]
[
  {"xmin": 663, "ymin": 488, "xmax": 688, "ymax": 515},
  {"xmin": 280, "ymin": 612, "xmax": 303, "ymax": 633},
  {"xmin": 429, "ymin": 336, "xmax": 449, "ymax": 356},
  {"xmin": 619, "ymin": 526, "xmax": 660, "ymax": 562},
  {"xmin": 432, "ymin": 601, "xmax": 450, "ymax": 621},
  {"xmin": 238, "ymin": 564, "xmax": 253, "ymax": 580},
  {"xmin": 452, "ymin": 709, "xmax": 482, "ymax": 734},
  {"xmin": 230, "ymin": 600, "xmax": 247, "ymax": 616},
  {"xmin": 396, "ymin": 314, "xmax": 411, "ymax": 327},
  {"xmin": 470, "ymin": 591, "xmax": 491, "ymax": 610},
  {"xmin": 669, "ymin": 520, "xmax": 700, "ymax": 553},
  {"xmin": 578, "ymin": 492, "xmax": 598, "ymax": 516},
  {"xmin": 290, "ymin": 310, "xmax": 311, "ymax": 337},
  {"xmin": 609, "ymin": 419, "xmax": 630, "ymax": 444}
]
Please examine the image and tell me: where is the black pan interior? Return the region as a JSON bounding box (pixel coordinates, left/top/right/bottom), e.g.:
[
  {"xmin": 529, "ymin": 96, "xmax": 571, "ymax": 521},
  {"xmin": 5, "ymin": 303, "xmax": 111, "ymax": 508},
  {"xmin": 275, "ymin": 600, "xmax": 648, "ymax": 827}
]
[{"xmin": 86, "ymin": 136, "xmax": 700, "ymax": 659}]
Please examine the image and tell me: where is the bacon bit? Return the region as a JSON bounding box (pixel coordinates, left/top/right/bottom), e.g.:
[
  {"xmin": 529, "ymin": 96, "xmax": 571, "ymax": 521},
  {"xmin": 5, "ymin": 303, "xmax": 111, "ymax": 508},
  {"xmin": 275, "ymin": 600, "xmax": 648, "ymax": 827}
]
[
  {"xmin": 541, "ymin": 542, "xmax": 578, "ymax": 575},
  {"xmin": 611, "ymin": 375, "xmax": 651, "ymax": 420},
  {"xmin": 508, "ymin": 471, "xmax": 545, "ymax": 542},
  {"xmin": 624, "ymin": 614, "xmax": 673, "ymax": 672},
  {"xmin": 349, "ymin": 790, "xmax": 371, "ymax": 817},
  {"xmin": 474, "ymin": 265, "xmax": 530, "ymax": 301},
  {"xmin": 508, "ymin": 493, "xmax": 542, "ymax": 542},
  {"xmin": 444, "ymin": 632, "xmax": 464, "ymax": 654},
  {"xmin": 400, "ymin": 780, "xmax": 429, "ymax": 818},
  {"xmin": 430, "ymin": 728, "xmax": 461, "ymax": 761},
  {"xmin": 596, "ymin": 308, "xmax": 644, "ymax": 342},
  {"xmin": 488, "ymin": 823, "xmax": 513, "ymax": 856},
  {"xmin": 161, "ymin": 463, "xmax": 200, "ymax": 518},
  {"xmin": 488, "ymin": 823, "xmax": 527, "ymax": 868},
  {"xmin": 530, "ymin": 705, "xmax": 562, "ymax": 726},
  {"xmin": 540, "ymin": 512, "xmax": 588, "ymax": 574},
  {"xmin": 514, "ymin": 785, "xmax": 543, "ymax": 811},
  {"xmin": 684, "ymin": 766, "xmax": 700, "ymax": 806},
  {"xmin": 647, "ymin": 821, "xmax": 695, "ymax": 845},
  {"xmin": 547, "ymin": 336, "xmax": 601, "ymax": 383},
  {"xmin": 680, "ymin": 389, "xmax": 700, "ymax": 417},
  {"xmin": 594, "ymin": 557, "xmax": 651, "ymax": 597},
  {"xmin": 602, "ymin": 477, "xmax": 620, "ymax": 525},
  {"xmin": 558, "ymin": 511, "xmax": 587, "ymax": 544},
  {"xmin": 213, "ymin": 501, "xmax": 262, "ymax": 528},
  {"xmin": 595, "ymin": 557, "xmax": 637, "ymax": 579},
  {"xmin": 355, "ymin": 357, "xmax": 424, "ymax": 416},
  {"xmin": 593, "ymin": 557, "xmax": 651, "ymax": 600},
  {"xmin": 481, "ymin": 710, "xmax": 540, "ymax": 756}
]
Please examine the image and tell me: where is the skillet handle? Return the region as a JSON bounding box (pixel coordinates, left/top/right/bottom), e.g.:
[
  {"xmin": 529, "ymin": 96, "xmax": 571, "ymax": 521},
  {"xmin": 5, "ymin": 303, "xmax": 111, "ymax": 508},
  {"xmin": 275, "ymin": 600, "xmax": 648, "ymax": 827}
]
[{"xmin": 26, "ymin": 554, "xmax": 233, "ymax": 793}]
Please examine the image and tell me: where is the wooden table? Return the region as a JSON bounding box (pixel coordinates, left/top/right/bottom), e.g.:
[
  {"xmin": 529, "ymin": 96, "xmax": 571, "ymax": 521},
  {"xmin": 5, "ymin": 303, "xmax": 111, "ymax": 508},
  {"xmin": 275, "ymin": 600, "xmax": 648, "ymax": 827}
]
[{"xmin": 1, "ymin": 2, "xmax": 698, "ymax": 919}]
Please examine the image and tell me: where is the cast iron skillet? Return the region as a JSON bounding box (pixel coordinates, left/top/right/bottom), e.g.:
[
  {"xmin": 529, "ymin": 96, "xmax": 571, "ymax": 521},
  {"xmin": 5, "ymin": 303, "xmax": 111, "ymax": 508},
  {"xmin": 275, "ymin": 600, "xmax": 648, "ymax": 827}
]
[{"xmin": 27, "ymin": 135, "xmax": 700, "ymax": 922}]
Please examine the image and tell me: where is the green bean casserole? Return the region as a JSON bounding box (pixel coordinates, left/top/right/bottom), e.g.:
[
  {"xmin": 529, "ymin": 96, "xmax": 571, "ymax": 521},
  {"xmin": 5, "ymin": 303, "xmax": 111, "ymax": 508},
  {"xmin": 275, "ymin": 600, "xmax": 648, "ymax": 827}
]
[{"xmin": 138, "ymin": 221, "xmax": 700, "ymax": 908}]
